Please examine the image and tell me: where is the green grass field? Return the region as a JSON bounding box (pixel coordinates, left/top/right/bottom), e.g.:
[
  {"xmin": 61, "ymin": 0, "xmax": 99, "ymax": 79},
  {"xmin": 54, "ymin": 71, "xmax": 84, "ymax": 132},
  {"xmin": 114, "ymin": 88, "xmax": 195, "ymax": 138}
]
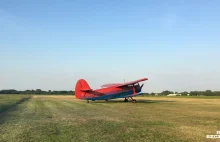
[{"xmin": 0, "ymin": 95, "xmax": 220, "ymax": 142}]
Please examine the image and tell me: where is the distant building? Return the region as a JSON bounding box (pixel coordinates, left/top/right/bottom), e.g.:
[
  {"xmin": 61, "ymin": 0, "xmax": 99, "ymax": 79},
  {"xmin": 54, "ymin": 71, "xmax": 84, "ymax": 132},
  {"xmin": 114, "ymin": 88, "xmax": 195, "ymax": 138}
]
[{"xmin": 167, "ymin": 93, "xmax": 181, "ymax": 96}]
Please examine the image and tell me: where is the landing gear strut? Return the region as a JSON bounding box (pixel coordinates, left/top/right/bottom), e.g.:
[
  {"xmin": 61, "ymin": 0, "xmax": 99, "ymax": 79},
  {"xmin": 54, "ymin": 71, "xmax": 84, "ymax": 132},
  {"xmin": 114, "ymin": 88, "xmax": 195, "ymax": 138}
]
[{"xmin": 130, "ymin": 97, "xmax": 136, "ymax": 103}]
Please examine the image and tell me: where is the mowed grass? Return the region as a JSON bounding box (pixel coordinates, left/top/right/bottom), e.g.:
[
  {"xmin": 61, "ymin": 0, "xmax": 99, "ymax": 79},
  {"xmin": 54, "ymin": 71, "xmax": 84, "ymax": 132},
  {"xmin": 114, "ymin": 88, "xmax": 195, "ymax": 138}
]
[
  {"xmin": 0, "ymin": 95, "xmax": 31, "ymax": 113},
  {"xmin": 0, "ymin": 95, "xmax": 220, "ymax": 142}
]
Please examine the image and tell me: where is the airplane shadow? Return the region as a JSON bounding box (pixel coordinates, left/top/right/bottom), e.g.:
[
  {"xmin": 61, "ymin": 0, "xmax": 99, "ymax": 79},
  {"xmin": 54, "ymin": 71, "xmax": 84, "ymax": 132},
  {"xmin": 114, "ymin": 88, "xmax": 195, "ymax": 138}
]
[{"xmin": 92, "ymin": 99, "xmax": 175, "ymax": 104}]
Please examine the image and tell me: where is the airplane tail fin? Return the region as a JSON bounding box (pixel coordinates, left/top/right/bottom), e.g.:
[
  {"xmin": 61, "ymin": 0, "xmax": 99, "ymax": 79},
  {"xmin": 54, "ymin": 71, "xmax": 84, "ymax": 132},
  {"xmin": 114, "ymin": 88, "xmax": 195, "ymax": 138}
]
[{"xmin": 74, "ymin": 79, "xmax": 92, "ymax": 99}]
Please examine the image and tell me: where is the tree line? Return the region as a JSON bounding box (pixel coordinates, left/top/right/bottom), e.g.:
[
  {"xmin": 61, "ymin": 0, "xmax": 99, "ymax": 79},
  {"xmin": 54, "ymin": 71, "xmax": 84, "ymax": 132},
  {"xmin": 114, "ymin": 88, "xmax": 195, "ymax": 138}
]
[
  {"xmin": 143, "ymin": 90, "xmax": 220, "ymax": 96},
  {"xmin": 0, "ymin": 89, "xmax": 220, "ymax": 96},
  {"xmin": 0, "ymin": 89, "xmax": 74, "ymax": 95}
]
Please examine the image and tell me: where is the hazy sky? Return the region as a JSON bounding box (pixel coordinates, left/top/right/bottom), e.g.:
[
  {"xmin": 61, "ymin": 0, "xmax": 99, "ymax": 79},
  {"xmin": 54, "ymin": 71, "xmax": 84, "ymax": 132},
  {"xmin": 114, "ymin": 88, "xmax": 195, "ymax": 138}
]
[{"xmin": 1, "ymin": 0, "xmax": 220, "ymax": 92}]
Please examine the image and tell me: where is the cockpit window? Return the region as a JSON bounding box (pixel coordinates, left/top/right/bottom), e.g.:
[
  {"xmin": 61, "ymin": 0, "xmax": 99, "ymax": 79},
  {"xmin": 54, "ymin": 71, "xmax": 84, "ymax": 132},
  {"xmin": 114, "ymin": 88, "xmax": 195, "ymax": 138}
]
[
  {"xmin": 134, "ymin": 83, "xmax": 140, "ymax": 87},
  {"xmin": 127, "ymin": 83, "xmax": 140, "ymax": 88}
]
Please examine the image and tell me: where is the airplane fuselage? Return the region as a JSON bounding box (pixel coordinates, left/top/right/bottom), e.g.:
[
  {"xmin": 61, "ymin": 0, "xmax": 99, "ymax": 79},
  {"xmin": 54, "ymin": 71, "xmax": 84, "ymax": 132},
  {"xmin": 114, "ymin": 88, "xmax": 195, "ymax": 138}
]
[{"xmin": 80, "ymin": 83, "xmax": 143, "ymax": 101}]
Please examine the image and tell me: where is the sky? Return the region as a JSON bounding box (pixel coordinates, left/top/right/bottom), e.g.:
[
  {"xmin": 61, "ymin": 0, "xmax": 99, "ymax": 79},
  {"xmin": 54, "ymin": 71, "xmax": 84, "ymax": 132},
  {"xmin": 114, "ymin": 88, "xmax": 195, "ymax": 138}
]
[{"xmin": 1, "ymin": 0, "xmax": 220, "ymax": 93}]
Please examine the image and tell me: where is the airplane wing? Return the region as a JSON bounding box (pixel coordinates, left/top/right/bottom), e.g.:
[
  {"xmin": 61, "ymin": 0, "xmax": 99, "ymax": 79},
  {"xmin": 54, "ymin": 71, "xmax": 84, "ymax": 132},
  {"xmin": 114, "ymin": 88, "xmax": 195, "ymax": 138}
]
[
  {"xmin": 101, "ymin": 78, "xmax": 148, "ymax": 88},
  {"xmin": 115, "ymin": 78, "xmax": 148, "ymax": 88},
  {"xmin": 101, "ymin": 83, "xmax": 123, "ymax": 88}
]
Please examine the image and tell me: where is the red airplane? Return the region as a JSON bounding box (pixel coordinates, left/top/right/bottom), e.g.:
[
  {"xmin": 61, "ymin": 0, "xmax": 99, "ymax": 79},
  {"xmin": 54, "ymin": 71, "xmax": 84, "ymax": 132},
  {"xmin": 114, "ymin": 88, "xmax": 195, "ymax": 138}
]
[{"xmin": 74, "ymin": 78, "xmax": 148, "ymax": 103}]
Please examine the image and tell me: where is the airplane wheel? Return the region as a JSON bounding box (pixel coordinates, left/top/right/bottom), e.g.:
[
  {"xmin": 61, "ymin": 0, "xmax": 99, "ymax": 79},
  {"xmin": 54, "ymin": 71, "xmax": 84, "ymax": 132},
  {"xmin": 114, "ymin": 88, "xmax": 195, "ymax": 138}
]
[
  {"xmin": 124, "ymin": 99, "xmax": 128, "ymax": 102},
  {"xmin": 132, "ymin": 100, "xmax": 136, "ymax": 103},
  {"xmin": 105, "ymin": 99, "xmax": 108, "ymax": 101}
]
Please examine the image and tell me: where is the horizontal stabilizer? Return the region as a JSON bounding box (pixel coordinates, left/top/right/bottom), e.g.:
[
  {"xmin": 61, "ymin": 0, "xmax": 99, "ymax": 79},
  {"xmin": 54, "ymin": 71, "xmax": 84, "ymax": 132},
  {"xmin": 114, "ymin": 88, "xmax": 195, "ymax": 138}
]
[{"xmin": 81, "ymin": 89, "xmax": 92, "ymax": 92}]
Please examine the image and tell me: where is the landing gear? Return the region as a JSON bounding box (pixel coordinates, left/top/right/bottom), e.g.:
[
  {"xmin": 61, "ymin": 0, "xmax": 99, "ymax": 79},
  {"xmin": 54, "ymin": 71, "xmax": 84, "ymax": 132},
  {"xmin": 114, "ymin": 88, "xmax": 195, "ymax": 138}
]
[
  {"xmin": 124, "ymin": 98, "xmax": 128, "ymax": 102},
  {"xmin": 87, "ymin": 100, "xmax": 89, "ymax": 103},
  {"xmin": 129, "ymin": 97, "xmax": 136, "ymax": 103},
  {"xmin": 105, "ymin": 99, "xmax": 108, "ymax": 101},
  {"xmin": 131, "ymin": 98, "xmax": 136, "ymax": 103},
  {"xmin": 124, "ymin": 97, "xmax": 136, "ymax": 103}
]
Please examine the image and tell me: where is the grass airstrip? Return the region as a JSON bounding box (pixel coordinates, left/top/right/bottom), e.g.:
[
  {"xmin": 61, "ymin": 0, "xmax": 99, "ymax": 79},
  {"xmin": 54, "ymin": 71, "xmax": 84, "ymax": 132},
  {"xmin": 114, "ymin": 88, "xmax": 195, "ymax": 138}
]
[{"xmin": 0, "ymin": 95, "xmax": 220, "ymax": 142}]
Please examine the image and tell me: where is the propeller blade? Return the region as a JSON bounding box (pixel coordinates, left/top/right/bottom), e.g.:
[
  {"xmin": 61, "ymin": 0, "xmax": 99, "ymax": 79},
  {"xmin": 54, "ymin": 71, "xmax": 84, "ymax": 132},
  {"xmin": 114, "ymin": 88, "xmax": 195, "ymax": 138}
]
[{"xmin": 140, "ymin": 84, "xmax": 144, "ymax": 89}]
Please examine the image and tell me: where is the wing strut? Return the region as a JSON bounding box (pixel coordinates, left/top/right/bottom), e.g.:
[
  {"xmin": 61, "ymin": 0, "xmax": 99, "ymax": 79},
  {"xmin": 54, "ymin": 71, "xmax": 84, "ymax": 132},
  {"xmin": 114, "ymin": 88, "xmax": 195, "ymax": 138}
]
[{"xmin": 132, "ymin": 84, "xmax": 136, "ymax": 95}]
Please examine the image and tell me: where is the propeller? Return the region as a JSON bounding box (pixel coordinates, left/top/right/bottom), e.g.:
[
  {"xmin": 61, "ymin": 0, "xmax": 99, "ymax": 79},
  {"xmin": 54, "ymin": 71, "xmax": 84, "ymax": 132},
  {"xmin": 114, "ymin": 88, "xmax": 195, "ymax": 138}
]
[{"xmin": 140, "ymin": 84, "xmax": 144, "ymax": 89}]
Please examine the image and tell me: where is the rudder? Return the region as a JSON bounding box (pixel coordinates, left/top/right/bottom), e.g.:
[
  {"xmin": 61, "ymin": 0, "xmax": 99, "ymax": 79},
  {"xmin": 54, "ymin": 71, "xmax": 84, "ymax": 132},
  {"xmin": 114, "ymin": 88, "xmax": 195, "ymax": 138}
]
[{"xmin": 74, "ymin": 79, "xmax": 91, "ymax": 99}]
